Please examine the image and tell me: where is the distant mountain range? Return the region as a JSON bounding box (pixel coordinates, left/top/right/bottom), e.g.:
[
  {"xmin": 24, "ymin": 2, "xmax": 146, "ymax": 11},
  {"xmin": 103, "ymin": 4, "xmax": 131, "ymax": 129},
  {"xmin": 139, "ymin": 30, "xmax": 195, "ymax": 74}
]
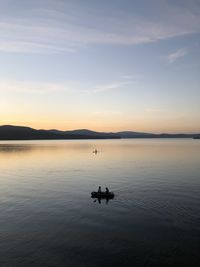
[{"xmin": 0, "ymin": 125, "xmax": 199, "ymax": 140}]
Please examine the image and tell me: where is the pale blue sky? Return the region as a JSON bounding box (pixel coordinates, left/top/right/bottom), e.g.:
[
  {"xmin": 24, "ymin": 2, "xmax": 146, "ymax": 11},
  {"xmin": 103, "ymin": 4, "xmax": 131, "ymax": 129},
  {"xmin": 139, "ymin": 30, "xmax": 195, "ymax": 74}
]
[{"xmin": 0, "ymin": 0, "xmax": 200, "ymax": 133}]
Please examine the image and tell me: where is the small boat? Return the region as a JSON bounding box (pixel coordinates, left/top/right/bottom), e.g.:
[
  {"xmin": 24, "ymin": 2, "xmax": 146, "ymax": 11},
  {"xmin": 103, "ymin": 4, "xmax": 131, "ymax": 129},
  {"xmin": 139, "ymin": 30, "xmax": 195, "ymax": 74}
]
[{"xmin": 91, "ymin": 191, "xmax": 115, "ymax": 198}]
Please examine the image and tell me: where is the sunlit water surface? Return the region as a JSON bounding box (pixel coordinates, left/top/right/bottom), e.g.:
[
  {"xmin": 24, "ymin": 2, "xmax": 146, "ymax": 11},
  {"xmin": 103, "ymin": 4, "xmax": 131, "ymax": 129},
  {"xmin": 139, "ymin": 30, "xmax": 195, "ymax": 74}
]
[{"xmin": 0, "ymin": 139, "xmax": 200, "ymax": 267}]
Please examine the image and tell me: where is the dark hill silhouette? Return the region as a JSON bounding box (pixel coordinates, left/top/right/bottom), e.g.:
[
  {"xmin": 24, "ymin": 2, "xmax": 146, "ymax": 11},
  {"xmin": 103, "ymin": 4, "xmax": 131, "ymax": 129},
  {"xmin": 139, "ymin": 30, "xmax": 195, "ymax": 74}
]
[
  {"xmin": 117, "ymin": 131, "xmax": 155, "ymax": 138},
  {"xmin": 50, "ymin": 129, "xmax": 117, "ymax": 137},
  {"xmin": 0, "ymin": 125, "xmax": 120, "ymax": 140},
  {"xmin": 0, "ymin": 125, "xmax": 199, "ymax": 140},
  {"xmin": 116, "ymin": 131, "xmax": 198, "ymax": 138}
]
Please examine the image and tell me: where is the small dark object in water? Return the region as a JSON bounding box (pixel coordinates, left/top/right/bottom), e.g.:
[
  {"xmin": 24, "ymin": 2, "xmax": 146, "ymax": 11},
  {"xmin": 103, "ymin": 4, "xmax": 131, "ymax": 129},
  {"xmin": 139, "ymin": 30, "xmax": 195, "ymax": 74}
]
[{"xmin": 91, "ymin": 191, "xmax": 114, "ymax": 198}]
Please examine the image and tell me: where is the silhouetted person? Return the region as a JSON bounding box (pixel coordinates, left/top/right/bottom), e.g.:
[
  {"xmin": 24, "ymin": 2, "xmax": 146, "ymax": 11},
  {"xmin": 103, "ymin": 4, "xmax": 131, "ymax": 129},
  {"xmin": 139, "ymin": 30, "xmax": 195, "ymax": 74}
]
[
  {"xmin": 98, "ymin": 186, "xmax": 102, "ymax": 193},
  {"xmin": 105, "ymin": 187, "xmax": 109, "ymax": 194}
]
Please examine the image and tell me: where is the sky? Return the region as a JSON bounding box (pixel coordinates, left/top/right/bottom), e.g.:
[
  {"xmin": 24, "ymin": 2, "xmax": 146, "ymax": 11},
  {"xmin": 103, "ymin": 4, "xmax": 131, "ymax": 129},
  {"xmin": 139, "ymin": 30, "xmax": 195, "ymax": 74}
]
[{"xmin": 0, "ymin": 0, "xmax": 200, "ymax": 133}]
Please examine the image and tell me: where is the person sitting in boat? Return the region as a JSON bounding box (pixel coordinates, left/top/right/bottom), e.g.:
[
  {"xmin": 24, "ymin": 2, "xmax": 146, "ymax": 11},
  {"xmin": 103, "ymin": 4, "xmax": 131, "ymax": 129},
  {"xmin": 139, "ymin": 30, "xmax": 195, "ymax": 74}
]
[
  {"xmin": 98, "ymin": 186, "xmax": 102, "ymax": 193},
  {"xmin": 105, "ymin": 187, "xmax": 109, "ymax": 194}
]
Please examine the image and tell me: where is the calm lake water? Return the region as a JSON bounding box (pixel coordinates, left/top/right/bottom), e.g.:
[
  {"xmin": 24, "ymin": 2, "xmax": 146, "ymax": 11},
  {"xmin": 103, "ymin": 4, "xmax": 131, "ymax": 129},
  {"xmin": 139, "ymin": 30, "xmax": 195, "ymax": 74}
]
[{"xmin": 0, "ymin": 139, "xmax": 200, "ymax": 267}]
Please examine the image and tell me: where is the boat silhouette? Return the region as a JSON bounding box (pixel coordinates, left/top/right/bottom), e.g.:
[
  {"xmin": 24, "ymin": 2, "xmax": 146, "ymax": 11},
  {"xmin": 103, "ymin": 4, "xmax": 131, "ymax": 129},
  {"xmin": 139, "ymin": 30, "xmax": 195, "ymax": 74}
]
[{"xmin": 91, "ymin": 191, "xmax": 114, "ymax": 199}]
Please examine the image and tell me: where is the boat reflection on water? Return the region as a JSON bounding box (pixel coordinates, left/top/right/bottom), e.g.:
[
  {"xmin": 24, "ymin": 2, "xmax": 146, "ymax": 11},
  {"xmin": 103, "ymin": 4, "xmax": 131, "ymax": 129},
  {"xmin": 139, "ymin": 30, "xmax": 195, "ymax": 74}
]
[{"xmin": 92, "ymin": 195, "xmax": 114, "ymax": 204}]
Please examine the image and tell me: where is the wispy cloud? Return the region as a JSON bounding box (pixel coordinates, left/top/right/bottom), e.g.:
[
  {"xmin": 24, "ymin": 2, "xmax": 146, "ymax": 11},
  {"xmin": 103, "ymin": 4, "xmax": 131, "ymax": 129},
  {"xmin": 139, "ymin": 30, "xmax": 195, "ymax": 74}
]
[
  {"xmin": 94, "ymin": 110, "xmax": 122, "ymax": 116},
  {"xmin": 0, "ymin": 77, "xmax": 134, "ymax": 95},
  {"xmin": 88, "ymin": 75, "xmax": 141, "ymax": 93},
  {"xmin": 0, "ymin": 80, "xmax": 66, "ymax": 94},
  {"xmin": 121, "ymin": 75, "xmax": 136, "ymax": 80},
  {"xmin": 0, "ymin": 0, "xmax": 200, "ymax": 53},
  {"xmin": 0, "ymin": 41, "xmax": 75, "ymax": 54},
  {"xmin": 166, "ymin": 48, "xmax": 190, "ymax": 64},
  {"xmin": 92, "ymin": 75, "xmax": 137, "ymax": 93},
  {"xmin": 93, "ymin": 82, "xmax": 128, "ymax": 93}
]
